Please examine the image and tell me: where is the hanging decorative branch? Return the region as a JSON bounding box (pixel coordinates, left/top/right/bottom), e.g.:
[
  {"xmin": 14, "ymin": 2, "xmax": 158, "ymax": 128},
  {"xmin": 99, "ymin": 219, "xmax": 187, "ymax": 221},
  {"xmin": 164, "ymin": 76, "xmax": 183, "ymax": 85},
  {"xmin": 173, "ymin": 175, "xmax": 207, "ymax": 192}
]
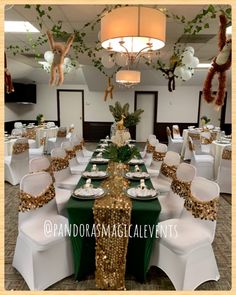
[{"xmin": 104, "ymin": 77, "xmax": 114, "ymax": 101}]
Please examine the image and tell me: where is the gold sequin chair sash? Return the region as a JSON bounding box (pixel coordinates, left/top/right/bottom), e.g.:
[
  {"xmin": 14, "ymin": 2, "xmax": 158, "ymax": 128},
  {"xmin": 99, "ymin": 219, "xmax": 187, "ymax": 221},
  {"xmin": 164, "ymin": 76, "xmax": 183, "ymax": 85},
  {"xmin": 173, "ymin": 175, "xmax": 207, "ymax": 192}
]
[
  {"xmin": 153, "ymin": 151, "xmax": 166, "ymax": 161},
  {"xmin": 201, "ymin": 136, "xmax": 212, "ymax": 145},
  {"xmin": 210, "ymin": 131, "xmax": 218, "ymax": 141},
  {"xmin": 40, "ymin": 136, "xmax": 46, "ymax": 146},
  {"xmin": 24, "ymin": 128, "xmax": 36, "ymax": 140},
  {"xmin": 50, "ymin": 157, "xmax": 69, "ymax": 171},
  {"xmin": 146, "ymin": 141, "xmax": 155, "ymax": 153},
  {"xmin": 19, "ymin": 182, "xmax": 55, "ymax": 212},
  {"xmin": 188, "ymin": 132, "xmax": 200, "ymax": 140},
  {"xmin": 184, "ymin": 192, "xmax": 219, "ymax": 221},
  {"xmin": 160, "ymin": 162, "xmax": 177, "ymax": 180},
  {"xmin": 171, "ymin": 178, "xmax": 191, "ymax": 199},
  {"xmin": 222, "ymin": 148, "xmax": 231, "ymax": 160},
  {"xmin": 13, "ymin": 142, "xmax": 29, "ymax": 154},
  {"xmin": 57, "ymin": 129, "xmax": 67, "ymax": 138},
  {"xmin": 73, "ymin": 143, "xmax": 83, "ymax": 152},
  {"xmin": 65, "ymin": 148, "xmax": 76, "ymax": 160}
]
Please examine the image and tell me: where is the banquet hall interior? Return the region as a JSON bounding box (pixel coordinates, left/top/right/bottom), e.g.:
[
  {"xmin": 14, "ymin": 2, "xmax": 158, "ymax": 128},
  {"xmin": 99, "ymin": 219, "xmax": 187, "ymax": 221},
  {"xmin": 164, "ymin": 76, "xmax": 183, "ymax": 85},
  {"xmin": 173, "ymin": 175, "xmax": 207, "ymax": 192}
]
[{"xmin": 4, "ymin": 4, "xmax": 232, "ymax": 291}]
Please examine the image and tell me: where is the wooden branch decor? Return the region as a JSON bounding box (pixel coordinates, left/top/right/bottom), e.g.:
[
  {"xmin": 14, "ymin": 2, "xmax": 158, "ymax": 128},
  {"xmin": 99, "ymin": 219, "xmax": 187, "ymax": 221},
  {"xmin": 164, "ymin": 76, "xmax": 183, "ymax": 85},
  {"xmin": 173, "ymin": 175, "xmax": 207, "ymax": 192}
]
[
  {"xmin": 104, "ymin": 77, "xmax": 114, "ymax": 101},
  {"xmin": 203, "ymin": 13, "xmax": 231, "ymax": 108},
  {"xmin": 4, "ymin": 52, "xmax": 14, "ymax": 94}
]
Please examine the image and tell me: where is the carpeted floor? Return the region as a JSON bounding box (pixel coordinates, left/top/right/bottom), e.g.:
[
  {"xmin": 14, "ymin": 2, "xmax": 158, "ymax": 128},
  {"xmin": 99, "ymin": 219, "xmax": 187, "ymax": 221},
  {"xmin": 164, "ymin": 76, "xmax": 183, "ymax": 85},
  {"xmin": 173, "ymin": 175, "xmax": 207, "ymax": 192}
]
[{"xmin": 4, "ymin": 143, "xmax": 232, "ymax": 290}]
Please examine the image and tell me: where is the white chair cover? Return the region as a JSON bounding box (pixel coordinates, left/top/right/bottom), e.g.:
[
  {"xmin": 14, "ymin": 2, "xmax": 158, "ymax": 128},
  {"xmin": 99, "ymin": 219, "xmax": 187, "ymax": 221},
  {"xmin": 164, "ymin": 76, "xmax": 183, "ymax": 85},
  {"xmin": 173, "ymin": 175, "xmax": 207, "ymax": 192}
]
[
  {"xmin": 147, "ymin": 143, "xmax": 168, "ymax": 176},
  {"xmin": 189, "ymin": 137, "xmax": 214, "ymax": 180},
  {"xmin": 14, "ymin": 122, "xmax": 23, "ymax": 129},
  {"xmin": 217, "ymin": 146, "xmax": 231, "ymax": 194},
  {"xmin": 200, "ymin": 131, "xmax": 212, "ymax": 154},
  {"xmin": 13, "ymin": 172, "xmax": 73, "ymax": 290},
  {"xmin": 151, "ymin": 151, "xmax": 180, "ymax": 193},
  {"xmin": 172, "ymin": 125, "xmax": 183, "ymax": 139},
  {"xmin": 47, "ymin": 127, "xmax": 68, "ymax": 153},
  {"xmin": 149, "ymin": 176, "xmax": 220, "ymax": 290},
  {"xmin": 51, "ymin": 148, "xmax": 81, "ymax": 190},
  {"xmin": 4, "ymin": 138, "xmax": 29, "ymax": 185},
  {"xmin": 166, "ymin": 127, "xmax": 183, "ymax": 154},
  {"xmin": 158, "ymin": 163, "xmax": 196, "ymax": 222}
]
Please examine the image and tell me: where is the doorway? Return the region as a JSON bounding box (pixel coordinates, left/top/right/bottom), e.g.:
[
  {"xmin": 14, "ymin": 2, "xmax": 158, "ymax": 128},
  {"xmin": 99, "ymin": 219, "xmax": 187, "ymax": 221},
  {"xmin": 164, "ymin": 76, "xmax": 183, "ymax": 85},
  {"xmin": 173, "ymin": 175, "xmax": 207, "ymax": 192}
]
[
  {"xmin": 57, "ymin": 89, "xmax": 84, "ymax": 137},
  {"xmin": 134, "ymin": 91, "xmax": 157, "ymax": 142}
]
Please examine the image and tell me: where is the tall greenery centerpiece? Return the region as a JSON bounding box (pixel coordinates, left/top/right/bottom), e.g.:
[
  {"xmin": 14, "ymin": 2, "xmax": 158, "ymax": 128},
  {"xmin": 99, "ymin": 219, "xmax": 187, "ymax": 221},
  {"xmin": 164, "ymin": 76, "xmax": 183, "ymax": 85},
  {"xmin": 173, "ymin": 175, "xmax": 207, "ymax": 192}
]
[
  {"xmin": 36, "ymin": 113, "xmax": 44, "ymax": 125},
  {"xmin": 109, "ymin": 101, "xmax": 144, "ymax": 128}
]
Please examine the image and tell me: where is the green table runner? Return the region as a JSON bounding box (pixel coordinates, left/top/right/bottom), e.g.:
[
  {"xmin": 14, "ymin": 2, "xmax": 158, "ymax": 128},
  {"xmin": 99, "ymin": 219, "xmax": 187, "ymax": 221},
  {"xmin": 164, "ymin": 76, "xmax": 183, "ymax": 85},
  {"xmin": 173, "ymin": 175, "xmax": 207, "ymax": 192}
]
[{"xmin": 66, "ymin": 146, "xmax": 161, "ymax": 282}]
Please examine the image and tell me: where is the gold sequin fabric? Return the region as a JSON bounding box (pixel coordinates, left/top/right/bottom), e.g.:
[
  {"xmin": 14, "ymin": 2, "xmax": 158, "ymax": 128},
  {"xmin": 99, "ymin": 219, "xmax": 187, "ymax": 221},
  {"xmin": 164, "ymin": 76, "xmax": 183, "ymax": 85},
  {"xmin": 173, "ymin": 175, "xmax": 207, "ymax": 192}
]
[
  {"xmin": 12, "ymin": 142, "xmax": 29, "ymax": 154},
  {"xmin": 146, "ymin": 142, "xmax": 155, "ymax": 153},
  {"xmin": 93, "ymin": 161, "xmax": 131, "ymax": 290},
  {"xmin": 188, "ymin": 140, "xmax": 194, "ymax": 151},
  {"xmin": 171, "ymin": 178, "xmax": 191, "ymax": 199},
  {"xmin": 184, "ymin": 193, "xmax": 219, "ymax": 221},
  {"xmin": 57, "ymin": 130, "xmax": 67, "ymax": 137},
  {"xmin": 188, "ymin": 133, "xmax": 200, "ymax": 140},
  {"xmin": 73, "ymin": 144, "xmax": 83, "ymax": 152},
  {"xmin": 25, "ymin": 128, "xmax": 36, "ymax": 140},
  {"xmin": 210, "ymin": 131, "xmax": 218, "ymax": 141},
  {"xmin": 201, "ymin": 137, "xmax": 212, "ymax": 145},
  {"xmin": 160, "ymin": 162, "xmax": 177, "ymax": 180},
  {"xmin": 222, "ymin": 149, "xmax": 231, "ymax": 160},
  {"xmin": 19, "ymin": 183, "xmax": 55, "ymax": 212},
  {"xmin": 68, "ymin": 127, "xmax": 75, "ymax": 133},
  {"xmin": 50, "ymin": 157, "xmax": 69, "ymax": 171},
  {"xmin": 40, "ymin": 136, "xmax": 46, "ymax": 146},
  {"xmin": 153, "ymin": 151, "xmax": 166, "ymax": 161},
  {"xmin": 65, "ymin": 149, "xmax": 76, "ymax": 160}
]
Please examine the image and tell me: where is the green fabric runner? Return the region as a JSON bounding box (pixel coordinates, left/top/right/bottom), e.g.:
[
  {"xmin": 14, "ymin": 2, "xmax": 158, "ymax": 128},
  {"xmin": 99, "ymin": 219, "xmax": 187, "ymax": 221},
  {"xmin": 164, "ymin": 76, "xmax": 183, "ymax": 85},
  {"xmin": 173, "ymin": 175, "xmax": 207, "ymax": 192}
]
[{"xmin": 66, "ymin": 145, "xmax": 161, "ymax": 282}]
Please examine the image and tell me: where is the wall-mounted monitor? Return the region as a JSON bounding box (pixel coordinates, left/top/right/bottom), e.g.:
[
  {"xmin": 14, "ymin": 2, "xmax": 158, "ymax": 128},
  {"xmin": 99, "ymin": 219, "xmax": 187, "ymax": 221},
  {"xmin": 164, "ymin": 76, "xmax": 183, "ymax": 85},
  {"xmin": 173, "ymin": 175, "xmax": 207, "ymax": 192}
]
[{"xmin": 5, "ymin": 82, "xmax": 37, "ymax": 104}]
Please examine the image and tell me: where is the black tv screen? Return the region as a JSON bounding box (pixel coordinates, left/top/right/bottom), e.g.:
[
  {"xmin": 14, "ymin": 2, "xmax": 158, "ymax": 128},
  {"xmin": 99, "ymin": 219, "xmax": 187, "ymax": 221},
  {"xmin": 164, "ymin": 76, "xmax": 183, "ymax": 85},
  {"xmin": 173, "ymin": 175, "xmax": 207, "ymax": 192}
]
[{"xmin": 5, "ymin": 82, "xmax": 37, "ymax": 104}]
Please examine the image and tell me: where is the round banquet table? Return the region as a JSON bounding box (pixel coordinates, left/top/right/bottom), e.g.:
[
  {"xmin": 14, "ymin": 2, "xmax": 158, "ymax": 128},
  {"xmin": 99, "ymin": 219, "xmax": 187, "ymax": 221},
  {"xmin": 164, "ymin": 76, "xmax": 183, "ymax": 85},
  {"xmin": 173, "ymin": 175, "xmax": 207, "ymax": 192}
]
[{"xmin": 211, "ymin": 140, "xmax": 231, "ymax": 179}]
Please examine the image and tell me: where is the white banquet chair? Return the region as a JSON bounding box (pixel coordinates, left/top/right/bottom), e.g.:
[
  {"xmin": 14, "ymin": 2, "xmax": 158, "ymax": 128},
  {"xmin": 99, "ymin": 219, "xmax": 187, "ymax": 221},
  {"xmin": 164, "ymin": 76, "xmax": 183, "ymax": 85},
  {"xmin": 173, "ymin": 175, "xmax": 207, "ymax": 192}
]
[
  {"xmin": 29, "ymin": 156, "xmax": 72, "ymax": 216},
  {"xmin": 14, "ymin": 121, "xmax": 23, "ymax": 129},
  {"xmin": 47, "ymin": 127, "xmax": 68, "ymax": 153},
  {"xmin": 200, "ymin": 131, "xmax": 212, "ymax": 154},
  {"xmin": 140, "ymin": 134, "xmax": 158, "ymax": 160},
  {"xmin": 70, "ymin": 139, "xmax": 91, "ymax": 164},
  {"xmin": 66, "ymin": 124, "xmax": 75, "ymax": 140},
  {"xmin": 51, "ymin": 148, "xmax": 81, "ymax": 190},
  {"xmin": 151, "ymin": 151, "xmax": 180, "ymax": 193},
  {"xmin": 166, "ymin": 127, "xmax": 183, "ymax": 154},
  {"xmin": 217, "ymin": 146, "xmax": 231, "ymax": 194},
  {"xmin": 189, "ymin": 137, "xmax": 214, "ymax": 180},
  {"xmin": 158, "ymin": 163, "xmax": 196, "ymax": 222},
  {"xmin": 147, "ymin": 143, "xmax": 168, "ymax": 177},
  {"xmin": 61, "ymin": 142, "xmax": 87, "ymax": 174},
  {"xmin": 29, "ymin": 132, "xmax": 46, "ymax": 159},
  {"xmin": 11, "ymin": 128, "xmax": 23, "ymax": 137},
  {"xmin": 12, "ymin": 172, "xmax": 73, "ymax": 290},
  {"xmin": 149, "ymin": 177, "xmax": 220, "ymax": 290},
  {"xmin": 4, "ymin": 138, "xmax": 29, "ymax": 185},
  {"xmin": 172, "ymin": 125, "xmax": 183, "ymax": 139}
]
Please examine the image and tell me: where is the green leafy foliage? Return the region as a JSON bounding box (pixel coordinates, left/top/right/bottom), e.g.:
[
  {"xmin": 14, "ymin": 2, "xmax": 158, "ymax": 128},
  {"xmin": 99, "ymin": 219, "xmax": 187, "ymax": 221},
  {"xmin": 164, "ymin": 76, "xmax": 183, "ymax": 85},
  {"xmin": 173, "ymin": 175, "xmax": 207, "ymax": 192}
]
[
  {"xmin": 103, "ymin": 144, "xmax": 139, "ymax": 163},
  {"xmin": 109, "ymin": 101, "xmax": 144, "ymax": 128}
]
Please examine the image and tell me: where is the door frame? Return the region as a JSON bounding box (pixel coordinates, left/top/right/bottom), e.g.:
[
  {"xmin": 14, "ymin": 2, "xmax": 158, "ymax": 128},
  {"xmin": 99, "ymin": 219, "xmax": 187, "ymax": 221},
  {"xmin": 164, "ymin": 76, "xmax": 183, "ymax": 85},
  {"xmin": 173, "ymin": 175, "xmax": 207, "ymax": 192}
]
[
  {"xmin": 134, "ymin": 91, "xmax": 158, "ymax": 140},
  {"xmin": 57, "ymin": 89, "xmax": 85, "ymax": 136},
  {"xmin": 197, "ymin": 91, "xmax": 227, "ymax": 128}
]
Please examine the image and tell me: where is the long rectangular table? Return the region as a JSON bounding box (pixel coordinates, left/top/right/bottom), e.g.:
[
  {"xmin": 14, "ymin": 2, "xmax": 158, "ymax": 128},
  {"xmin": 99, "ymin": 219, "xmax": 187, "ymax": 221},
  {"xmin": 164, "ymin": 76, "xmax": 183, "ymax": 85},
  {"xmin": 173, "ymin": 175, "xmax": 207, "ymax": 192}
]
[{"xmin": 66, "ymin": 146, "xmax": 161, "ymax": 282}]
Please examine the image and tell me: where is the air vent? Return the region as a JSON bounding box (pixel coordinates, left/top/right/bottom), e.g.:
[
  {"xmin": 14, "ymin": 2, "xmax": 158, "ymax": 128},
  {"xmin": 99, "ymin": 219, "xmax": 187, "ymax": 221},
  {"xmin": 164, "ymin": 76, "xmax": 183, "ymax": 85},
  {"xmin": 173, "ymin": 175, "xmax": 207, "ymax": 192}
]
[{"xmin": 178, "ymin": 34, "xmax": 216, "ymax": 43}]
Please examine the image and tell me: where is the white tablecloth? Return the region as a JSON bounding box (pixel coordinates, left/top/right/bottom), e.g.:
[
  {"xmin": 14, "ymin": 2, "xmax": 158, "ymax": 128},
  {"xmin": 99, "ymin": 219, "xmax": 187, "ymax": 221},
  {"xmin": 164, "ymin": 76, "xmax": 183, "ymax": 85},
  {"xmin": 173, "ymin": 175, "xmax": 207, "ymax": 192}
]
[{"xmin": 211, "ymin": 140, "xmax": 231, "ymax": 178}]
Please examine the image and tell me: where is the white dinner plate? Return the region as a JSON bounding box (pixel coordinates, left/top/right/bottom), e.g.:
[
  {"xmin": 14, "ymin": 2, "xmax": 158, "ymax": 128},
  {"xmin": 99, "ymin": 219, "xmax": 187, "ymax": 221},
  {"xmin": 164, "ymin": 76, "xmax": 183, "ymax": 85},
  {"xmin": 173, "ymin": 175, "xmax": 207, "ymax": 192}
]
[
  {"xmin": 95, "ymin": 148, "xmax": 105, "ymax": 152},
  {"xmin": 82, "ymin": 171, "xmax": 109, "ymax": 179},
  {"xmin": 125, "ymin": 172, "xmax": 150, "ymax": 180},
  {"xmin": 73, "ymin": 187, "xmax": 105, "ymax": 200},
  {"xmin": 125, "ymin": 187, "xmax": 158, "ymax": 200}
]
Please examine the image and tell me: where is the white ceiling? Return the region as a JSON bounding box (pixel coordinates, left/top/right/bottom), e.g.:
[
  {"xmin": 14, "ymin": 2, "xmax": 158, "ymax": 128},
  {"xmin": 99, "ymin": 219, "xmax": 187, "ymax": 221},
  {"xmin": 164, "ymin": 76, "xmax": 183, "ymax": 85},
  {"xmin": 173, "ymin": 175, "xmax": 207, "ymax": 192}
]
[{"xmin": 4, "ymin": 4, "xmax": 231, "ymax": 90}]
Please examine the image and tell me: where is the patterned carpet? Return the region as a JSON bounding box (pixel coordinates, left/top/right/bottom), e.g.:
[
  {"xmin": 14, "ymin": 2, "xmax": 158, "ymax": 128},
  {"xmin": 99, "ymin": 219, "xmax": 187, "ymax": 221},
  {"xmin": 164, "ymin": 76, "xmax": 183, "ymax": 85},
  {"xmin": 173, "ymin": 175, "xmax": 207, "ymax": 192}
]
[{"xmin": 4, "ymin": 143, "xmax": 231, "ymax": 290}]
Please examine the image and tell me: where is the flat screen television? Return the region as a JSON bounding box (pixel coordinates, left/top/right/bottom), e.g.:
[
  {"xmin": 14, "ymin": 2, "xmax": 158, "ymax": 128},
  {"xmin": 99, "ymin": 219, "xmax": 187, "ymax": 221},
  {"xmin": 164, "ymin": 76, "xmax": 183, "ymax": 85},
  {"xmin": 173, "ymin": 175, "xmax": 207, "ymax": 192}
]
[{"xmin": 5, "ymin": 82, "xmax": 37, "ymax": 104}]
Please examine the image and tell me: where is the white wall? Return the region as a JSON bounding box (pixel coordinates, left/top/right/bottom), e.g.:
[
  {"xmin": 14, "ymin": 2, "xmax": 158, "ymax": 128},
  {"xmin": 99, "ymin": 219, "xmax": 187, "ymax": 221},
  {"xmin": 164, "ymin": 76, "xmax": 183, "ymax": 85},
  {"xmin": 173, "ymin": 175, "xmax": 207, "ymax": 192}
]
[{"xmin": 5, "ymin": 83, "xmax": 231, "ymax": 124}]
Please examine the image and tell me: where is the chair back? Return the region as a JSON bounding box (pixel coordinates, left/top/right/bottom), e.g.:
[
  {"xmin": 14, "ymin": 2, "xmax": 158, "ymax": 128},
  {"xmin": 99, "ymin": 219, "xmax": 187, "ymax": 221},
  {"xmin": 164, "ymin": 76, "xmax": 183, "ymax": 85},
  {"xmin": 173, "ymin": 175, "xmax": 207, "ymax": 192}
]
[
  {"xmin": 176, "ymin": 163, "xmax": 196, "ymax": 182},
  {"xmin": 172, "ymin": 125, "xmax": 182, "ymax": 139},
  {"xmin": 11, "ymin": 138, "xmax": 29, "ymax": 182},
  {"xmin": 14, "ymin": 122, "xmax": 23, "ymax": 129},
  {"xmin": 219, "ymin": 145, "xmax": 231, "ymax": 169},
  {"xmin": 19, "ymin": 172, "xmax": 57, "ymax": 227},
  {"xmin": 55, "ymin": 127, "xmax": 67, "ymax": 147},
  {"xmin": 164, "ymin": 151, "xmax": 180, "ymax": 166},
  {"xmin": 11, "ymin": 128, "xmax": 22, "ymax": 136},
  {"xmin": 61, "ymin": 141, "xmax": 73, "ymax": 151},
  {"xmin": 51, "ymin": 147, "xmax": 67, "ymax": 158},
  {"xmin": 155, "ymin": 143, "xmax": 168, "ymax": 153},
  {"xmin": 50, "ymin": 148, "xmax": 71, "ymax": 182},
  {"xmin": 181, "ymin": 177, "xmax": 220, "ymax": 242},
  {"xmin": 46, "ymin": 121, "xmax": 55, "ymax": 128},
  {"xmin": 29, "ymin": 156, "xmax": 51, "ymax": 173}
]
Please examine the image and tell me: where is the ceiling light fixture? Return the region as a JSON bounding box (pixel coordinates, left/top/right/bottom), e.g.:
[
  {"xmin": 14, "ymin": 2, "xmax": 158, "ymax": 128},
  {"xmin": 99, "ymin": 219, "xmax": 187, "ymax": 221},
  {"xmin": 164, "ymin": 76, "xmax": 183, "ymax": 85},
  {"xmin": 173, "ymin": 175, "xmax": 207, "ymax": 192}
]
[
  {"xmin": 4, "ymin": 21, "xmax": 39, "ymax": 33},
  {"xmin": 116, "ymin": 70, "xmax": 141, "ymax": 88}
]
